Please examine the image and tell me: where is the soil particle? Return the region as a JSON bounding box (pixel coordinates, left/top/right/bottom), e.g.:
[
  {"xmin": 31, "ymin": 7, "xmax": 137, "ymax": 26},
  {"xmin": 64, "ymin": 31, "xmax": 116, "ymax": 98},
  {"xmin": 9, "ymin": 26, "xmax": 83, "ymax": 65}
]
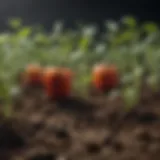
[
  {"xmin": 112, "ymin": 140, "xmax": 124, "ymax": 152},
  {"xmin": 0, "ymin": 121, "xmax": 25, "ymax": 150},
  {"xmin": 137, "ymin": 131, "xmax": 153, "ymax": 142},
  {"xmin": 1, "ymin": 85, "xmax": 160, "ymax": 159},
  {"xmin": 28, "ymin": 152, "xmax": 56, "ymax": 160},
  {"xmin": 55, "ymin": 128, "xmax": 70, "ymax": 140},
  {"xmin": 86, "ymin": 142, "xmax": 101, "ymax": 154}
]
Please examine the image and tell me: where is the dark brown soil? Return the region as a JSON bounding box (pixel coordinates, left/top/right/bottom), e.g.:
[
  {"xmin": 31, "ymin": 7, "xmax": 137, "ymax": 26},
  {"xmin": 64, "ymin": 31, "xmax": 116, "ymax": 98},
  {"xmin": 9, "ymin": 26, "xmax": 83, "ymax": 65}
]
[{"xmin": 1, "ymin": 86, "xmax": 160, "ymax": 160}]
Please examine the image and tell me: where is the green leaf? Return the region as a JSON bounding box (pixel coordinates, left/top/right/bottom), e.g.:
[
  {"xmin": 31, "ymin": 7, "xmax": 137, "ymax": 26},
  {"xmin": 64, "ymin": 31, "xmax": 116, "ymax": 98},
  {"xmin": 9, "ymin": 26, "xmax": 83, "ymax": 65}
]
[
  {"xmin": 122, "ymin": 87, "xmax": 140, "ymax": 111},
  {"xmin": 147, "ymin": 75, "xmax": 159, "ymax": 92},
  {"xmin": 18, "ymin": 27, "xmax": 32, "ymax": 37},
  {"xmin": 8, "ymin": 18, "xmax": 22, "ymax": 29},
  {"xmin": 142, "ymin": 22, "xmax": 159, "ymax": 33},
  {"xmin": 106, "ymin": 20, "xmax": 118, "ymax": 32},
  {"xmin": 121, "ymin": 16, "xmax": 137, "ymax": 28}
]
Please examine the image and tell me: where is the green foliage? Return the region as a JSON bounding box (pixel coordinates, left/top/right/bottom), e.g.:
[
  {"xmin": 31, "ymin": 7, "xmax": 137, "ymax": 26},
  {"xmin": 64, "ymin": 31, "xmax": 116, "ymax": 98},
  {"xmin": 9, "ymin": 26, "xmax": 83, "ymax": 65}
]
[{"xmin": 0, "ymin": 16, "xmax": 160, "ymax": 111}]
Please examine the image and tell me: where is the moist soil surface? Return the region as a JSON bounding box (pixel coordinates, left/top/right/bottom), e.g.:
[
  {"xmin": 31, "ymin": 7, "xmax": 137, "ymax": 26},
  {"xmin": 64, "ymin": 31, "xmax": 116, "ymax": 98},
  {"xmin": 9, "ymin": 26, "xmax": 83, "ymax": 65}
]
[{"xmin": 1, "ymin": 86, "xmax": 160, "ymax": 160}]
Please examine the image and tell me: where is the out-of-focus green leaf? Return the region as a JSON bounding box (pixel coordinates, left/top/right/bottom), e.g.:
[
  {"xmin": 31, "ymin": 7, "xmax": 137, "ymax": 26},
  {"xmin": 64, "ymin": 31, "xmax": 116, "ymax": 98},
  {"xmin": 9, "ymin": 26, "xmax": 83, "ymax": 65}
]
[
  {"xmin": 121, "ymin": 16, "xmax": 137, "ymax": 28},
  {"xmin": 0, "ymin": 17, "xmax": 159, "ymax": 112},
  {"xmin": 17, "ymin": 27, "xmax": 32, "ymax": 37},
  {"xmin": 142, "ymin": 22, "xmax": 159, "ymax": 33},
  {"xmin": 106, "ymin": 20, "xmax": 118, "ymax": 32},
  {"xmin": 122, "ymin": 86, "xmax": 140, "ymax": 111},
  {"xmin": 8, "ymin": 18, "xmax": 22, "ymax": 29}
]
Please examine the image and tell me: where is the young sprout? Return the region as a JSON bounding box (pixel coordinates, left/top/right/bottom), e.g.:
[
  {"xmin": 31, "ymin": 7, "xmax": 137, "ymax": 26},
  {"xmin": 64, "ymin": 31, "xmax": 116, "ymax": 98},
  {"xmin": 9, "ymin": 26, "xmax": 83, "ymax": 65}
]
[
  {"xmin": 122, "ymin": 86, "xmax": 140, "ymax": 111},
  {"xmin": 107, "ymin": 89, "xmax": 121, "ymax": 102},
  {"xmin": 10, "ymin": 86, "xmax": 21, "ymax": 98},
  {"xmin": 121, "ymin": 67, "xmax": 143, "ymax": 111},
  {"xmin": 132, "ymin": 66, "xmax": 144, "ymax": 88},
  {"xmin": 121, "ymin": 74, "xmax": 134, "ymax": 86},
  {"xmin": 147, "ymin": 74, "xmax": 159, "ymax": 92}
]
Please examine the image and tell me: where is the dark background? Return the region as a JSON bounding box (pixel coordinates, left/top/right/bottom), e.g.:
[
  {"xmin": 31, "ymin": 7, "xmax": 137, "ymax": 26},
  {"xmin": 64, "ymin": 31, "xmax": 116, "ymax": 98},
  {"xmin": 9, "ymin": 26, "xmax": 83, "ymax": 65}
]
[{"xmin": 0, "ymin": 0, "xmax": 159, "ymax": 31}]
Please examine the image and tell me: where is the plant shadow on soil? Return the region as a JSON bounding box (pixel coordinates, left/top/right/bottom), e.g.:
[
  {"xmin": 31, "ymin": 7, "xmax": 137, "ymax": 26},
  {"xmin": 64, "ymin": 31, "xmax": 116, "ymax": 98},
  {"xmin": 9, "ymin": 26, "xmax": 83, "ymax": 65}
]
[{"xmin": 1, "ymin": 86, "xmax": 160, "ymax": 160}]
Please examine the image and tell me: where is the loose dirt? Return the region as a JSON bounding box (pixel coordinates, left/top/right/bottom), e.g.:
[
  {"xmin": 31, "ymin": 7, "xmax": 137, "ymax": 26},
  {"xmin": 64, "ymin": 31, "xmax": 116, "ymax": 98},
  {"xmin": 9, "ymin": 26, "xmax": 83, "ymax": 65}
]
[{"xmin": 1, "ymin": 86, "xmax": 160, "ymax": 160}]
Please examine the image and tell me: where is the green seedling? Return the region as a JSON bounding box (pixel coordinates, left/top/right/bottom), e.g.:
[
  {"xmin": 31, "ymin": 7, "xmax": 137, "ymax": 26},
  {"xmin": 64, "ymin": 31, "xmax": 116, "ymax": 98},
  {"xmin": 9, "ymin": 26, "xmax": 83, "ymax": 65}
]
[
  {"xmin": 122, "ymin": 86, "xmax": 140, "ymax": 111},
  {"xmin": 132, "ymin": 66, "xmax": 144, "ymax": 88},
  {"xmin": 147, "ymin": 75, "xmax": 160, "ymax": 92}
]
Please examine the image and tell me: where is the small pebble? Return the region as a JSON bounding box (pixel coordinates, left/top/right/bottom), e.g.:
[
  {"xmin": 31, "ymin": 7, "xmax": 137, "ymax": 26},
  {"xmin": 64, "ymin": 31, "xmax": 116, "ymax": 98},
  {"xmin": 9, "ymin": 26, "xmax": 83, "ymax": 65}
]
[
  {"xmin": 29, "ymin": 153, "xmax": 56, "ymax": 160},
  {"xmin": 55, "ymin": 128, "xmax": 70, "ymax": 140},
  {"xmin": 86, "ymin": 143, "xmax": 101, "ymax": 154}
]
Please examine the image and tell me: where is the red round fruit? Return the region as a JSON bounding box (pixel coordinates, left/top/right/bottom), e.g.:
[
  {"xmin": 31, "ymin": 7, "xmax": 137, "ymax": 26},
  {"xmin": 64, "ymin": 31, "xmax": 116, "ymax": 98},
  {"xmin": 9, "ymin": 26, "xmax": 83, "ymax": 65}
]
[{"xmin": 92, "ymin": 64, "xmax": 119, "ymax": 92}]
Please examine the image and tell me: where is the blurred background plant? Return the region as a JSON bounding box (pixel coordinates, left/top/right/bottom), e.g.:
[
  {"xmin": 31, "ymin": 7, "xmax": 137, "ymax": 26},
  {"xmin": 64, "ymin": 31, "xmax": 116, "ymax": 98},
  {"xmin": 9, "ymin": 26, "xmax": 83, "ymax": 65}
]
[{"xmin": 0, "ymin": 16, "xmax": 159, "ymax": 113}]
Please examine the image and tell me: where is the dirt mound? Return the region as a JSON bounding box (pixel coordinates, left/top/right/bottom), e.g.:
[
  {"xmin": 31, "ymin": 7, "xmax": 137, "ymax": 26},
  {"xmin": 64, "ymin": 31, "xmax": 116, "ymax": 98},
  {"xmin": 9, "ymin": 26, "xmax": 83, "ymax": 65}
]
[{"xmin": 1, "ymin": 87, "xmax": 160, "ymax": 160}]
